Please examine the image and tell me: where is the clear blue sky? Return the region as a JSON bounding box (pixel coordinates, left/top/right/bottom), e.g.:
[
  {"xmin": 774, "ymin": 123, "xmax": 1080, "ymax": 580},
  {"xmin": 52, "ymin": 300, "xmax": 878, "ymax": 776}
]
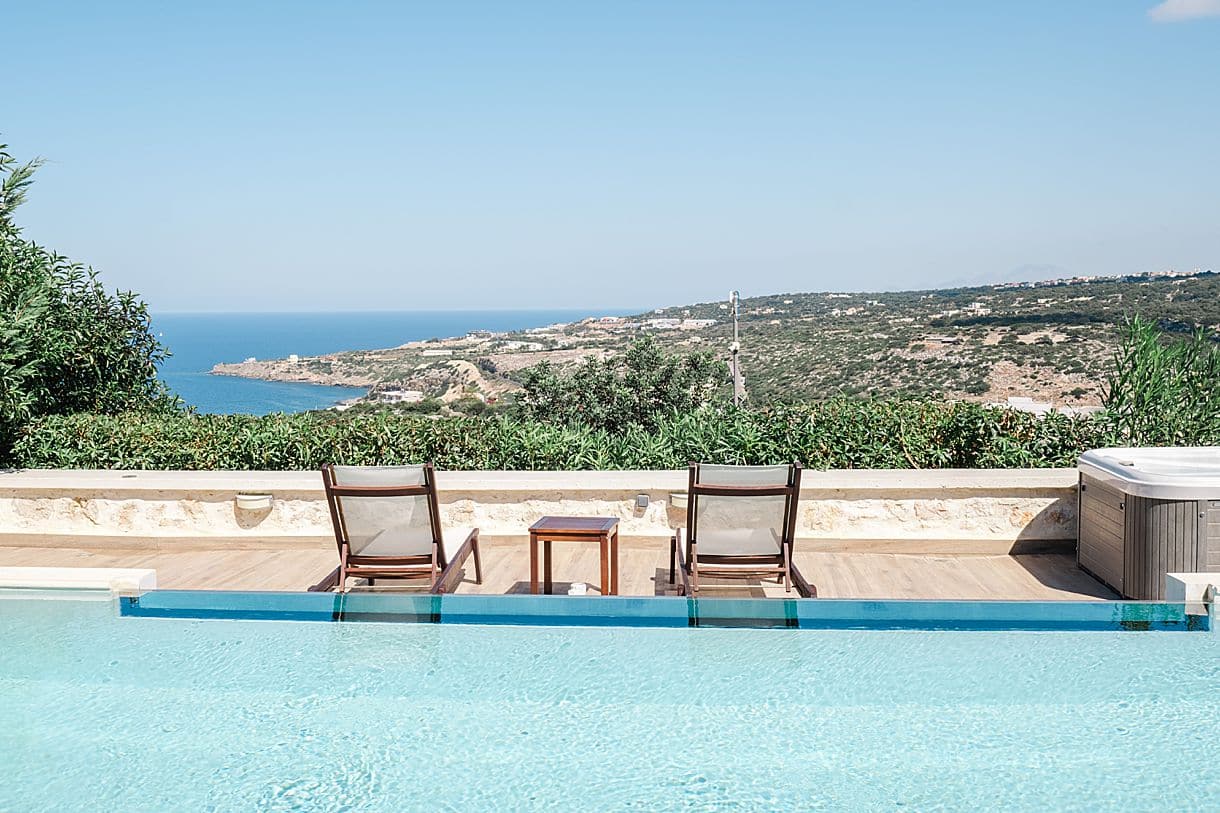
[{"xmin": 4, "ymin": 1, "xmax": 1218, "ymax": 311}]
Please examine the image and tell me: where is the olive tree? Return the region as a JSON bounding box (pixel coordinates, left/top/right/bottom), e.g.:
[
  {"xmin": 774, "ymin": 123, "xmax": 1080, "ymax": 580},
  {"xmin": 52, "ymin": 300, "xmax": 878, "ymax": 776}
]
[{"xmin": 513, "ymin": 336, "xmax": 728, "ymax": 431}]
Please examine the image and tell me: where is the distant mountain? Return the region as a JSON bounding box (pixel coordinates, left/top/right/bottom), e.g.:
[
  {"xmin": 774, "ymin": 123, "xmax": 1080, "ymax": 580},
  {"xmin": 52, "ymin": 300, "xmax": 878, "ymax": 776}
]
[{"xmin": 943, "ymin": 264, "xmax": 1073, "ymax": 289}]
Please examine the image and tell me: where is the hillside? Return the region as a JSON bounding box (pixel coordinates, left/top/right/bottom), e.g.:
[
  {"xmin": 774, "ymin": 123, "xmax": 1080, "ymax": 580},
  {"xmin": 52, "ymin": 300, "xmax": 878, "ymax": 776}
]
[{"xmin": 211, "ymin": 271, "xmax": 1220, "ymax": 409}]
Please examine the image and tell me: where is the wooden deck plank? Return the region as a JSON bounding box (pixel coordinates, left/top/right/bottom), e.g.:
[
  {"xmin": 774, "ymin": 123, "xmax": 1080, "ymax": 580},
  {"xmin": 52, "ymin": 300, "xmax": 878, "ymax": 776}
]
[{"xmin": 0, "ymin": 538, "xmax": 1115, "ymax": 601}]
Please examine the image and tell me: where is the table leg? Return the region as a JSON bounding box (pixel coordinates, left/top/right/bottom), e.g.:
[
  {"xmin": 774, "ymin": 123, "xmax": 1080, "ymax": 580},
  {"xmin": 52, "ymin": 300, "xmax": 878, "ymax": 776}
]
[
  {"xmin": 544, "ymin": 539, "xmax": 553, "ymax": 595},
  {"xmin": 600, "ymin": 534, "xmax": 609, "ymax": 596},
  {"xmin": 529, "ymin": 533, "xmax": 539, "ymax": 595},
  {"xmin": 610, "ymin": 527, "xmax": 619, "ymax": 596}
]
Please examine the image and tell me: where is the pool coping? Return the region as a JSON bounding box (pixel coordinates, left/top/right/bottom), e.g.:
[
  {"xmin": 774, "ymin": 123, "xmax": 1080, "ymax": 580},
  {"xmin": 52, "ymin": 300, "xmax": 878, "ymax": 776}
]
[{"xmin": 0, "ymin": 566, "xmax": 156, "ymax": 596}]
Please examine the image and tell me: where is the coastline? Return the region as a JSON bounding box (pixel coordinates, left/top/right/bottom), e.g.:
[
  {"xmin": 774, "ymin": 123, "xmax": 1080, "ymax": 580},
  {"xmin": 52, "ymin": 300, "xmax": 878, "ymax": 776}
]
[
  {"xmin": 164, "ymin": 309, "xmax": 622, "ymax": 413},
  {"xmin": 205, "ymin": 312, "xmax": 621, "ymax": 405},
  {"xmin": 210, "ymin": 359, "xmax": 376, "ymax": 388}
]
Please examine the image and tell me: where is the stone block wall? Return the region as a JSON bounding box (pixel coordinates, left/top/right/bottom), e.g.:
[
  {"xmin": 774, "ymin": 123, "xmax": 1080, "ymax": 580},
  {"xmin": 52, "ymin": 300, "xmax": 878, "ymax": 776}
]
[{"xmin": 0, "ymin": 468, "xmax": 1079, "ymax": 554}]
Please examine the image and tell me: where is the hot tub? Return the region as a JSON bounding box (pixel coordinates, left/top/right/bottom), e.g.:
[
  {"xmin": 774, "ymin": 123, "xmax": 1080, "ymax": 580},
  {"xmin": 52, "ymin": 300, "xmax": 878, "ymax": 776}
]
[{"xmin": 1078, "ymin": 447, "xmax": 1220, "ymax": 599}]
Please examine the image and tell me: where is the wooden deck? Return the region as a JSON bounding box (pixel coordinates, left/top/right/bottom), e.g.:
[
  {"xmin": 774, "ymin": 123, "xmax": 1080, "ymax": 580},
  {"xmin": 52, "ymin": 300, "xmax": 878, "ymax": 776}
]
[{"xmin": 0, "ymin": 537, "xmax": 1116, "ymax": 600}]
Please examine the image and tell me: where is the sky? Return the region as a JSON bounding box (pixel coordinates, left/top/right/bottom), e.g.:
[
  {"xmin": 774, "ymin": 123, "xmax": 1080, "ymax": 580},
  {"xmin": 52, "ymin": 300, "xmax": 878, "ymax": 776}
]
[{"xmin": 4, "ymin": 1, "xmax": 1218, "ymax": 312}]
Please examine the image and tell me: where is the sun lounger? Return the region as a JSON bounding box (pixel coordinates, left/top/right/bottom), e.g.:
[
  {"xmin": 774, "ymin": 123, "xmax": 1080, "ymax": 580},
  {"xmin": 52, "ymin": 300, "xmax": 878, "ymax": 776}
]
[
  {"xmin": 311, "ymin": 463, "xmax": 482, "ymax": 594},
  {"xmin": 669, "ymin": 462, "xmax": 815, "ymax": 597}
]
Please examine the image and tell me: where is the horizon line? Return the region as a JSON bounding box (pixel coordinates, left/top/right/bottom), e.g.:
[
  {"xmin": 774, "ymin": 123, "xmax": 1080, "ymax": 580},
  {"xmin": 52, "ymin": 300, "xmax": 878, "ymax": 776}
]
[{"xmin": 152, "ymin": 306, "xmax": 647, "ymax": 316}]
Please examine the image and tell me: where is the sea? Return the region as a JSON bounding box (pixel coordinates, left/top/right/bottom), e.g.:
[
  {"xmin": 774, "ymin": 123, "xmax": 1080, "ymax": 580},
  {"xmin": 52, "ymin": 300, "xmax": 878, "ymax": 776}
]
[{"xmin": 154, "ymin": 310, "xmax": 631, "ymax": 415}]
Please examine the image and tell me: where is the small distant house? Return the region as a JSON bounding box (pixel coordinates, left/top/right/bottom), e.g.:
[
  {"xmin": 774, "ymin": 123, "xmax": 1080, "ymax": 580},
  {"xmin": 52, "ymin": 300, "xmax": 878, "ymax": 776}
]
[
  {"xmin": 990, "ymin": 396, "xmax": 1051, "ymax": 416},
  {"xmin": 378, "ymin": 389, "xmax": 424, "ymax": 404}
]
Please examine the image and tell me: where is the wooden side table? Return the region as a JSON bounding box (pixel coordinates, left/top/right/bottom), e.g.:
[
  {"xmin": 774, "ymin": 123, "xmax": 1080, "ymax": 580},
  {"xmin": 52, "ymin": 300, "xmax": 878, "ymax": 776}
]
[{"xmin": 528, "ymin": 516, "xmax": 620, "ymax": 595}]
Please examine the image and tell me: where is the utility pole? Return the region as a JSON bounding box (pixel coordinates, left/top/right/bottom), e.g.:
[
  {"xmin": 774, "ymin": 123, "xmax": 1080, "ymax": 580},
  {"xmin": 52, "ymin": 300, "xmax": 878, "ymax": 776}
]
[{"xmin": 729, "ymin": 290, "xmax": 745, "ymax": 406}]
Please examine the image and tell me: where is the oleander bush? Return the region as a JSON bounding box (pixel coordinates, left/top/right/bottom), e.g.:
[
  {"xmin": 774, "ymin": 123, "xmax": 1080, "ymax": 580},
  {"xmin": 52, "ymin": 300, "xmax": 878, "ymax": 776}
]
[
  {"xmin": 9, "ymin": 399, "xmax": 1115, "ymax": 471},
  {"xmin": 1102, "ymin": 315, "xmax": 1220, "ymax": 446}
]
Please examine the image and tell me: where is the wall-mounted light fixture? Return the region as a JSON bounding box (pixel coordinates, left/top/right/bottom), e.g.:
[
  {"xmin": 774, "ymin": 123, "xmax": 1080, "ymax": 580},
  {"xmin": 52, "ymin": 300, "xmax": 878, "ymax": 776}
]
[{"xmin": 235, "ymin": 493, "xmax": 273, "ymax": 511}]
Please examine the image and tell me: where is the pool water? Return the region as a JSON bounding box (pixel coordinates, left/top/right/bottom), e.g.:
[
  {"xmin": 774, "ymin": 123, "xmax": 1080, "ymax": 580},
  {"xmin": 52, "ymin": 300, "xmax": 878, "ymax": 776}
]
[{"xmin": 2, "ymin": 597, "xmax": 1218, "ymax": 811}]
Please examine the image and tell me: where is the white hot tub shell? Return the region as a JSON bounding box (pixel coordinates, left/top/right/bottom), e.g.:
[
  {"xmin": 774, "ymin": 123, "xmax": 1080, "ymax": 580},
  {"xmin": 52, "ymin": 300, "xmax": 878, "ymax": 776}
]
[{"xmin": 1078, "ymin": 447, "xmax": 1220, "ymax": 600}]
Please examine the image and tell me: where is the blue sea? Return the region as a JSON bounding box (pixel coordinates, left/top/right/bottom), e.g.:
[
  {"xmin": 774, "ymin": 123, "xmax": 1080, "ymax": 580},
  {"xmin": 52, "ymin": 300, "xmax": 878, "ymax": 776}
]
[{"xmin": 154, "ymin": 310, "xmax": 629, "ymax": 414}]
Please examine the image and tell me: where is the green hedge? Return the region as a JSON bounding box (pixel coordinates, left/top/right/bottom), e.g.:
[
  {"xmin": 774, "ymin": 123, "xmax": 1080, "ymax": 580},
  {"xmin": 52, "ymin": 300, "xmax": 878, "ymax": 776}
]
[{"xmin": 8, "ymin": 400, "xmax": 1115, "ymax": 471}]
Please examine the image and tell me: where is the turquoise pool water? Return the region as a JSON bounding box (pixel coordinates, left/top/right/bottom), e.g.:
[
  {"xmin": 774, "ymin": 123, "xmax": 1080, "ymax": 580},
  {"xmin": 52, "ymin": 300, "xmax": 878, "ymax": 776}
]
[{"xmin": 2, "ymin": 596, "xmax": 1218, "ymax": 811}]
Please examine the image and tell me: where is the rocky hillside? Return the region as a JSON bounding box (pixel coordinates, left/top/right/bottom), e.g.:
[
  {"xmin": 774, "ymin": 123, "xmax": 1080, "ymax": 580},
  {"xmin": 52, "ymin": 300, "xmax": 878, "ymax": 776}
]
[{"xmin": 212, "ymin": 271, "xmax": 1219, "ymax": 408}]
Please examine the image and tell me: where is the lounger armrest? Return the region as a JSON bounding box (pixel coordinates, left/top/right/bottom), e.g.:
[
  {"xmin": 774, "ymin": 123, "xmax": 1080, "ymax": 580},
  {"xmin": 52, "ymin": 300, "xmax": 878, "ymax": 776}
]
[
  {"xmin": 431, "ymin": 528, "xmax": 480, "ymax": 594},
  {"xmin": 671, "ymin": 528, "xmax": 691, "ymax": 596},
  {"xmin": 785, "ymin": 540, "xmax": 817, "ymax": 599},
  {"xmin": 789, "ymin": 562, "xmax": 817, "ymax": 598}
]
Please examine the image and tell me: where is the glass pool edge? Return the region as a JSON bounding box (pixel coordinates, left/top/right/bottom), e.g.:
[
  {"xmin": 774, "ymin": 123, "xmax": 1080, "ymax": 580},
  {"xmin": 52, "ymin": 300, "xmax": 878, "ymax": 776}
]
[{"xmin": 116, "ymin": 591, "xmax": 1215, "ymax": 632}]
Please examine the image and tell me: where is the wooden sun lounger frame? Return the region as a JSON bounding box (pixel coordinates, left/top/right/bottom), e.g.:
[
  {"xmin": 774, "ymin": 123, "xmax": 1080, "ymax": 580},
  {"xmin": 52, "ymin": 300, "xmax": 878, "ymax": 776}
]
[
  {"xmin": 669, "ymin": 462, "xmax": 816, "ymax": 598},
  {"xmin": 310, "ymin": 463, "xmax": 483, "ymax": 594}
]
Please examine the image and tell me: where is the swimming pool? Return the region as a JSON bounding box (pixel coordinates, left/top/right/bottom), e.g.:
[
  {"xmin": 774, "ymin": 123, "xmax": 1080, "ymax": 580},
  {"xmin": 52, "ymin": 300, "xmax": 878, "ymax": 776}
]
[{"xmin": 3, "ymin": 594, "xmax": 1217, "ymax": 811}]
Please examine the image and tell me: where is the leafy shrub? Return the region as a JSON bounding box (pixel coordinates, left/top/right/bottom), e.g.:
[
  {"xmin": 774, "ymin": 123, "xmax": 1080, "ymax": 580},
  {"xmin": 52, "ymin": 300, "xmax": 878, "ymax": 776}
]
[
  {"xmin": 404, "ymin": 397, "xmax": 444, "ymax": 415},
  {"xmin": 513, "ymin": 337, "xmax": 727, "ymax": 432},
  {"xmin": 1103, "ymin": 315, "xmax": 1220, "ymax": 445},
  {"xmin": 10, "ymin": 400, "xmax": 1116, "ymax": 471},
  {"xmin": 0, "ymin": 141, "xmax": 170, "ymax": 457},
  {"xmin": 451, "ymin": 396, "xmax": 489, "ymax": 415}
]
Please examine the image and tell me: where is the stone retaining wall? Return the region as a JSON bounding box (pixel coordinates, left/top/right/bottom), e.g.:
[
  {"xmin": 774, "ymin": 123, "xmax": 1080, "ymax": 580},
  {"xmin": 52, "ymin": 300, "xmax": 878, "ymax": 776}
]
[{"xmin": 0, "ymin": 468, "xmax": 1079, "ymax": 554}]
